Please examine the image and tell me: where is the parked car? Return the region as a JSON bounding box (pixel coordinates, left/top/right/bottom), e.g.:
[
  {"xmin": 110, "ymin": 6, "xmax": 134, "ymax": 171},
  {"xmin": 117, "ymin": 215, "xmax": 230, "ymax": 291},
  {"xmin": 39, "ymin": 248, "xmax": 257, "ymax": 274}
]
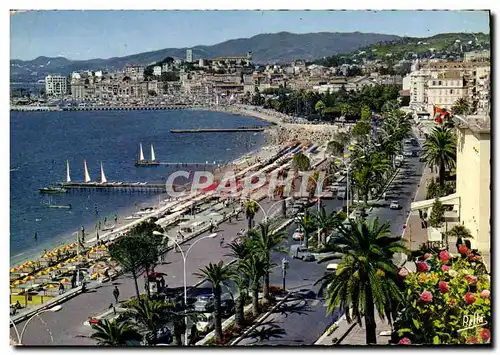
[
  {"xmin": 142, "ymin": 326, "xmax": 173, "ymax": 345},
  {"xmin": 290, "ymin": 245, "xmax": 315, "ymax": 261},
  {"xmin": 196, "ymin": 313, "xmax": 214, "ymax": 334},
  {"xmin": 194, "ymin": 295, "xmax": 214, "ymax": 312},
  {"xmin": 292, "ymin": 227, "xmax": 304, "ymax": 241},
  {"xmin": 390, "ymin": 200, "xmax": 400, "ymax": 210},
  {"xmin": 325, "ymin": 263, "xmax": 339, "ymax": 274}
]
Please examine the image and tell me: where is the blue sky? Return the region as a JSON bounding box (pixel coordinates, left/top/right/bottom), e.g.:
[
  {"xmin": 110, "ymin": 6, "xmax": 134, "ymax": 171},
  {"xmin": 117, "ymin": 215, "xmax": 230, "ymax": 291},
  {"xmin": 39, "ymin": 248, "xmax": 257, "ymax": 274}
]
[{"xmin": 10, "ymin": 10, "xmax": 490, "ymax": 60}]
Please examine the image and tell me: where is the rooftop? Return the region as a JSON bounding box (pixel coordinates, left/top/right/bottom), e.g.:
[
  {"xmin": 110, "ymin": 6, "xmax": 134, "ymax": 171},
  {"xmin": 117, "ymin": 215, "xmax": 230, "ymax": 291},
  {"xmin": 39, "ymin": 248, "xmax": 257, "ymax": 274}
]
[{"xmin": 453, "ymin": 114, "xmax": 490, "ymax": 134}]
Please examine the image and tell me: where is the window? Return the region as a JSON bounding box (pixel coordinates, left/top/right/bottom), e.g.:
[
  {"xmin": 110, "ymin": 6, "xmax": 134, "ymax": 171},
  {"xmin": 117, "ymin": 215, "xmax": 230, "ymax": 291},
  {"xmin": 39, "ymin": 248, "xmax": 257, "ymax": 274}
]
[
  {"xmin": 450, "ymin": 89, "xmax": 454, "ymax": 94},
  {"xmin": 432, "ymin": 81, "xmax": 436, "ymax": 86},
  {"xmin": 438, "ymin": 81, "xmax": 442, "ymax": 85}
]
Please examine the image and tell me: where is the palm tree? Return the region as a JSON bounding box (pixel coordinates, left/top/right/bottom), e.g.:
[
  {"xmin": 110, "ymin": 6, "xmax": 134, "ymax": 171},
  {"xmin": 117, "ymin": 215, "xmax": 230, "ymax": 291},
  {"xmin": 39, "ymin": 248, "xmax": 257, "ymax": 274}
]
[
  {"xmin": 194, "ymin": 261, "xmax": 233, "ymax": 343},
  {"xmin": 451, "ymin": 97, "xmax": 471, "ymax": 116},
  {"xmin": 292, "ymin": 152, "xmax": 311, "ymax": 172},
  {"xmin": 296, "ymin": 209, "xmax": 316, "ymax": 248},
  {"xmin": 124, "ymin": 298, "xmax": 169, "ymax": 345},
  {"xmin": 314, "ymin": 207, "xmax": 342, "ymax": 245},
  {"xmin": 315, "ymin": 217, "xmax": 407, "ymax": 344},
  {"xmin": 239, "ymin": 254, "xmax": 268, "ymax": 317},
  {"xmin": 89, "ymin": 319, "xmax": 142, "ymax": 346},
  {"xmin": 421, "ymin": 126, "xmax": 457, "ymax": 187},
  {"xmin": 230, "ymin": 269, "xmax": 250, "ymax": 329},
  {"xmin": 447, "ymin": 224, "xmax": 473, "ymax": 241},
  {"xmin": 245, "ymin": 200, "xmax": 260, "ymax": 230},
  {"xmin": 247, "ymin": 222, "xmax": 286, "ymax": 301}
]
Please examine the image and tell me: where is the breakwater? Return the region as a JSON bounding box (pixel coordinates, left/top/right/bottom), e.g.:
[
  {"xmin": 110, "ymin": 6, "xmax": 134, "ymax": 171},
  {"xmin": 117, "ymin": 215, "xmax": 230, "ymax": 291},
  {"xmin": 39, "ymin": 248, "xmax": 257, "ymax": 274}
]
[
  {"xmin": 171, "ymin": 127, "xmax": 266, "ymax": 133},
  {"xmin": 10, "ymin": 104, "xmax": 202, "ymax": 112}
]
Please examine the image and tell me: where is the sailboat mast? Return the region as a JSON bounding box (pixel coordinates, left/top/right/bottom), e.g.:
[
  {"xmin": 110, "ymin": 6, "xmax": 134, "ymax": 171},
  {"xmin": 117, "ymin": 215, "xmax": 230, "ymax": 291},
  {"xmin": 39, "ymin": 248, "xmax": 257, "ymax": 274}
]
[
  {"xmin": 151, "ymin": 144, "xmax": 156, "ymax": 161},
  {"xmin": 66, "ymin": 160, "xmax": 71, "ymax": 183},
  {"xmin": 139, "ymin": 143, "xmax": 145, "ymax": 161},
  {"xmin": 100, "ymin": 162, "xmax": 107, "ymax": 183},
  {"xmin": 84, "ymin": 160, "xmax": 91, "ymax": 183}
]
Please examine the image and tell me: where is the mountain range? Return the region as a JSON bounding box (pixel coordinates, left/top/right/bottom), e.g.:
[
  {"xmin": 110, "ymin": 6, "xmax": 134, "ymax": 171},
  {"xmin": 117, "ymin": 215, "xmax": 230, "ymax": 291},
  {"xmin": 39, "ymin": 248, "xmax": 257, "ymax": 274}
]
[{"xmin": 10, "ymin": 31, "xmax": 401, "ymax": 82}]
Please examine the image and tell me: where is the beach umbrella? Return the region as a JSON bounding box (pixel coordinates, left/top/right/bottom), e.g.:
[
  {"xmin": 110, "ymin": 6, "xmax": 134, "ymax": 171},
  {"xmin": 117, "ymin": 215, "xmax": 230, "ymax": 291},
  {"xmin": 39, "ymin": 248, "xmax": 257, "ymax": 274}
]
[
  {"xmin": 36, "ymin": 270, "xmax": 48, "ymax": 276},
  {"xmin": 45, "ymin": 283, "xmax": 58, "ymax": 289},
  {"xmin": 12, "ymin": 279, "xmax": 25, "ymax": 286},
  {"xmin": 10, "ymin": 267, "xmax": 18, "ymax": 273}
]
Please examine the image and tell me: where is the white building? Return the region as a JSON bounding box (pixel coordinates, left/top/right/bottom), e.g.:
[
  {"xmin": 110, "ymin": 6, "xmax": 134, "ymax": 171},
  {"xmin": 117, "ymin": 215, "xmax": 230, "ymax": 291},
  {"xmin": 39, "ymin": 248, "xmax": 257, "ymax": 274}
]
[
  {"xmin": 186, "ymin": 49, "xmax": 193, "ymax": 63},
  {"xmin": 153, "ymin": 66, "xmax": 162, "ymax": 76},
  {"xmin": 45, "ymin": 75, "xmax": 70, "ymax": 96}
]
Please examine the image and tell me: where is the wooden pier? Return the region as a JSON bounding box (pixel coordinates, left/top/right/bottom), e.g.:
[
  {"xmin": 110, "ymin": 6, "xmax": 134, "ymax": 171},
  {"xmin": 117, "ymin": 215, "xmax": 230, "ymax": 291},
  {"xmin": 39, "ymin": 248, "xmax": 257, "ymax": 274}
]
[
  {"xmin": 170, "ymin": 127, "xmax": 266, "ymax": 133},
  {"xmin": 61, "ymin": 182, "xmax": 168, "ymax": 193}
]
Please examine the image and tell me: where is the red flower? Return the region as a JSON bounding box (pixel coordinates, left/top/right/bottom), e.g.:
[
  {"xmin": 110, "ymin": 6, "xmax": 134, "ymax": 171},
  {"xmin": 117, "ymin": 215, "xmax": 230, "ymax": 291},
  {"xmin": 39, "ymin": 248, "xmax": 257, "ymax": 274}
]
[
  {"xmin": 398, "ymin": 337, "xmax": 412, "ymax": 345},
  {"xmin": 424, "ymin": 253, "xmax": 431, "ymax": 260},
  {"xmin": 441, "ymin": 265, "xmax": 450, "ymax": 272},
  {"xmin": 438, "ymin": 281, "xmax": 449, "ymax": 293},
  {"xmin": 464, "ymin": 292, "xmax": 476, "ymax": 305},
  {"xmin": 420, "ymin": 290, "xmax": 433, "ymax": 303},
  {"xmin": 458, "ymin": 244, "xmax": 469, "ymax": 254},
  {"xmin": 416, "ymin": 262, "xmax": 430, "ymax": 272},
  {"xmin": 480, "ymin": 289, "xmax": 490, "ymax": 299},
  {"xmin": 439, "ymin": 250, "xmax": 450, "ymax": 262},
  {"xmin": 480, "ymin": 328, "xmax": 491, "ymax": 342},
  {"xmin": 465, "ymin": 275, "xmax": 478, "ymax": 285},
  {"xmin": 467, "ymin": 336, "xmax": 480, "ymax": 344}
]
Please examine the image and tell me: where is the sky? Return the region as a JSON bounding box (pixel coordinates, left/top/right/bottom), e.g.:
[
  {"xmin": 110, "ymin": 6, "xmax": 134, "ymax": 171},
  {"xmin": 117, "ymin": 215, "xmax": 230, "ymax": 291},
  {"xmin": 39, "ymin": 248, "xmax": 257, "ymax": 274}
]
[{"xmin": 10, "ymin": 10, "xmax": 490, "ymax": 61}]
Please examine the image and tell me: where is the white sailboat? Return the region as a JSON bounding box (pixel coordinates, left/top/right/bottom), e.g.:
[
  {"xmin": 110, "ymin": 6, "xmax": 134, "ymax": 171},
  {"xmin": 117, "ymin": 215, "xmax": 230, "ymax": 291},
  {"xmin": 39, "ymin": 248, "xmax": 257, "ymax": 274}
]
[
  {"xmin": 83, "ymin": 160, "xmax": 91, "ymax": 183},
  {"xmin": 151, "ymin": 144, "xmax": 156, "ymax": 161},
  {"xmin": 66, "ymin": 160, "xmax": 71, "ymax": 183},
  {"xmin": 139, "ymin": 143, "xmax": 145, "ymax": 161},
  {"xmin": 100, "ymin": 162, "xmax": 107, "ymax": 184}
]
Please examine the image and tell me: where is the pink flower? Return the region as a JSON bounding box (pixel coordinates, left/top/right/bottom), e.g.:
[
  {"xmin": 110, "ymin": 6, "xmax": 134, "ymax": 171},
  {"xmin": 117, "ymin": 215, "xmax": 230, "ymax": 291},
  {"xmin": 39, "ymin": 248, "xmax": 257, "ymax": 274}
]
[
  {"xmin": 439, "ymin": 250, "xmax": 450, "ymax": 262},
  {"xmin": 458, "ymin": 244, "xmax": 469, "ymax": 255},
  {"xmin": 441, "ymin": 265, "xmax": 450, "ymax": 272},
  {"xmin": 398, "ymin": 268, "xmax": 409, "ymax": 278},
  {"xmin": 480, "ymin": 328, "xmax": 491, "ymax": 342},
  {"xmin": 464, "ymin": 292, "xmax": 476, "ymax": 305},
  {"xmin": 398, "ymin": 337, "xmax": 411, "ymax": 345},
  {"xmin": 480, "ymin": 290, "xmax": 490, "ymax": 299},
  {"xmin": 438, "ymin": 281, "xmax": 449, "ymax": 293},
  {"xmin": 424, "ymin": 253, "xmax": 431, "ymax": 260},
  {"xmin": 468, "ymin": 253, "xmax": 476, "ymax": 262},
  {"xmin": 416, "ymin": 262, "xmax": 430, "ymax": 272},
  {"xmin": 465, "ymin": 275, "xmax": 478, "ymax": 285},
  {"xmin": 420, "ymin": 290, "xmax": 433, "ymax": 303}
]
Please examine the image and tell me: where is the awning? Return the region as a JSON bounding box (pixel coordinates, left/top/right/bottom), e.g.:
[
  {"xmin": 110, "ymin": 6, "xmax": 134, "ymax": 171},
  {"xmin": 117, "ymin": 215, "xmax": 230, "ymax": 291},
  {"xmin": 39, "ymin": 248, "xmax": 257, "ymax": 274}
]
[{"xmin": 410, "ymin": 193, "xmax": 460, "ymax": 211}]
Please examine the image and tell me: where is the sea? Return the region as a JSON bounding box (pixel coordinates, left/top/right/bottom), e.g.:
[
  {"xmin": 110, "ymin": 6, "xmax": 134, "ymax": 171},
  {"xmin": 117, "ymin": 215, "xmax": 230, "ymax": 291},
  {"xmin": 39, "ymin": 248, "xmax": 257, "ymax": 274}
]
[{"xmin": 10, "ymin": 109, "xmax": 269, "ymax": 266}]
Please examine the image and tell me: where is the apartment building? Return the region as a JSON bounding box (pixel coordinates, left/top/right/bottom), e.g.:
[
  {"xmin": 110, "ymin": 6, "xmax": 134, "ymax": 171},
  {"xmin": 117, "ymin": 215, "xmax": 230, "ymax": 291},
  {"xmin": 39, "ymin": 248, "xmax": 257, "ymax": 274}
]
[
  {"xmin": 408, "ymin": 60, "xmax": 490, "ymax": 115},
  {"xmin": 45, "ymin": 75, "xmax": 70, "ymax": 96}
]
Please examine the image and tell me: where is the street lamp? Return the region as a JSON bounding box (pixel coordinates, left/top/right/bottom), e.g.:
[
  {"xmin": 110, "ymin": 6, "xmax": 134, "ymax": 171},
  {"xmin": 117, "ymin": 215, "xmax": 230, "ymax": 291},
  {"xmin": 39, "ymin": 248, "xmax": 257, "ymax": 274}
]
[
  {"xmin": 10, "ymin": 305, "xmax": 63, "ymax": 345},
  {"xmin": 281, "ymin": 257, "xmax": 289, "ymax": 291},
  {"xmin": 152, "ymin": 231, "xmax": 217, "ymax": 346}
]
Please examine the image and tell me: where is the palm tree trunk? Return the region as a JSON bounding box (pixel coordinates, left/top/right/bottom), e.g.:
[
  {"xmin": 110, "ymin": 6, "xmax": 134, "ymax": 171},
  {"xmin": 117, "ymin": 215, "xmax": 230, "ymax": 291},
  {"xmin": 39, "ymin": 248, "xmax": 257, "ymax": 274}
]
[
  {"xmin": 132, "ymin": 270, "xmax": 141, "ymax": 301},
  {"xmin": 248, "ymin": 216, "xmax": 253, "ymax": 230},
  {"xmin": 304, "ymin": 230, "xmax": 309, "ymax": 248},
  {"xmin": 145, "ymin": 266, "xmax": 151, "ymax": 298},
  {"xmin": 439, "ymin": 163, "xmax": 445, "ymax": 188},
  {"xmin": 364, "ymin": 286, "xmax": 377, "ymax": 344},
  {"xmin": 282, "ymin": 199, "xmax": 287, "ymax": 217},
  {"xmin": 214, "ymin": 287, "xmax": 223, "ymax": 343},
  {"xmin": 252, "ymin": 285, "xmax": 259, "ymax": 317},
  {"xmin": 263, "ymin": 272, "xmax": 270, "ymax": 300},
  {"xmin": 234, "ymin": 295, "xmax": 245, "ymax": 329}
]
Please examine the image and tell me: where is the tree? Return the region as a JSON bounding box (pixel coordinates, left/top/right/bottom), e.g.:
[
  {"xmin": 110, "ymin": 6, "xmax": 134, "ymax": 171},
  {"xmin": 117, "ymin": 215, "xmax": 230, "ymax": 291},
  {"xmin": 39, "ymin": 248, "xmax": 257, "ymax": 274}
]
[
  {"xmin": 327, "ymin": 140, "xmax": 345, "ymax": 156},
  {"xmin": 340, "ymin": 103, "xmax": 351, "ymax": 117},
  {"xmin": 108, "ymin": 236, "xmax": 148, "ymax": 301},
  {"xmin": 239, "ymin": 253, "xmax": 268, "ymax": 317},
  {"xmin": 315, "ymin": 100, "xmax": 326, "ymax": 117},
  {"xmin": 447, "ymin": 224, "xmax": 473, "ymax": 241},
  {"xmin": 226, "ymin": 241, "xmax": 252, "ymax": 329},
  {"xmin": 124, "ymin": 298, "xmax": 170, "ymax": 345},
  {"xmin": 314, "ymin": 207, "xmax": 342, "ymax": 245},
  {"xmin": 451, "ymin": 97, "xmax": 471, "ymax": 116},
  {"xmin": 296, "ymin": 209, "xmax": 316, "ymax": 248},
  {"xmin": 194, "ymin": 261, "xmax": 232, "ymax": 343},
  {"xmin": 361, "ymin": 105, "xmax": 371, "ymax": 121},
  {"xmin": 292, "ymin": 152, "xmax": 311, "ymax": 172},
  {"xmin": 89, "ymin": 319, "xmax": 141, "ymax": 346},
  {"xmin": 316, "ymin": 218, "xmax": 407, "ymax": 344},
  {"xmin": 428, "ymin": 198, "xmax": 445, "ymax": 228},
  {"xmin": 244, "ymin": 200, "xmax": 260, "ymax": 230},
  {"xmin": 247, "ymin": 222, "xmax": 286, "ymax": 301},
  {"xmin": 421, "ymin": 126, "xmax": 457, "ymax": 187}
]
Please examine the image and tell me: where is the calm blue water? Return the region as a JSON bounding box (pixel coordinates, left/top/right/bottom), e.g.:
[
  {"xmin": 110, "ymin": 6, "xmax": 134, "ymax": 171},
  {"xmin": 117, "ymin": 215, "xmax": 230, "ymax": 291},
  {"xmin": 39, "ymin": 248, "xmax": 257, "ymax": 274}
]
[{"xmin": 10, "ymin": 110, "xmax": 268, "ymax": 265}]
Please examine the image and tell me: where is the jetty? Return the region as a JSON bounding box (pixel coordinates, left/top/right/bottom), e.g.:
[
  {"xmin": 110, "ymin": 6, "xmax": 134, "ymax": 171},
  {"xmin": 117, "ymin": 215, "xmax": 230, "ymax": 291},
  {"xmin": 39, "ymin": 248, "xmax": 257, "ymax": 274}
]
[
  {"xmin": 170, "ymin": 127, "xmax": 266, "ymax": 133},
  {"xmin": 11, "ymin": 104, "xmax": 200, "ymax": 112}
]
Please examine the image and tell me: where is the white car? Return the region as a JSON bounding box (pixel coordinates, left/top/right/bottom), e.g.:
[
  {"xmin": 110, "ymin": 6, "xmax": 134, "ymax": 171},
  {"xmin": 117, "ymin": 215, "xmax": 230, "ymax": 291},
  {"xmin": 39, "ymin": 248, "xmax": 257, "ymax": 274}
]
[
  {"xmin": 196, "ymin": 313, "xmax": 214, "ymax": 334},
  {"xmin": 390, "ymin": 200, "xmax": 400, "ymax": 210},
  {"xmin": 292, "ymin": 227, "xmax": 304, "ymax": 241}
]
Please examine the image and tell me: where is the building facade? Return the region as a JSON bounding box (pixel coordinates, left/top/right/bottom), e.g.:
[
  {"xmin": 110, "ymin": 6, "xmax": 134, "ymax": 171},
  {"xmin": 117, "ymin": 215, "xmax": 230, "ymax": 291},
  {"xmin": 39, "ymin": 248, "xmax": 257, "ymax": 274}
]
[
  {"xmin": 186, "ymin": 49, "xmax": 193, "ymax": 63},
  {"xmin": 45, "ymin": 75, "xmax": 70, "ymax": 96}
]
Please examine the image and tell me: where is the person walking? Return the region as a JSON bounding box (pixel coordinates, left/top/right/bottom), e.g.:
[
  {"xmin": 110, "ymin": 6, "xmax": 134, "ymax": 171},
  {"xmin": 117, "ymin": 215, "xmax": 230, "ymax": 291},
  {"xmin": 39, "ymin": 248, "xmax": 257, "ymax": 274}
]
[
  {"xmin": 219, "ymin": 237, "xmax": 224, "ymax": 248},
  {"xmin": 58, "ymin": 282, "xmax": 65, "ymax": 295},
  {"xmin": 112, "ymin": 286, "xmax": 120, "ymax": 304},
  {"xmin": 114, "ymin": 214, "xmax": 118, "ymax": 224}
]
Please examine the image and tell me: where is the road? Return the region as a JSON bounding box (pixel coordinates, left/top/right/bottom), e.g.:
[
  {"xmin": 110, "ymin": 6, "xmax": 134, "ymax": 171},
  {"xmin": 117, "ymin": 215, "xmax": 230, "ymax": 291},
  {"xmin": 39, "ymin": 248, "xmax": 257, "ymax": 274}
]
[
  {"xmin": 13, "ymin": 152, "xmax": 422, "ymax": 346},
  {"xmin": 234, "ymin": 154, "xmax": 423, "ymax": 346}
]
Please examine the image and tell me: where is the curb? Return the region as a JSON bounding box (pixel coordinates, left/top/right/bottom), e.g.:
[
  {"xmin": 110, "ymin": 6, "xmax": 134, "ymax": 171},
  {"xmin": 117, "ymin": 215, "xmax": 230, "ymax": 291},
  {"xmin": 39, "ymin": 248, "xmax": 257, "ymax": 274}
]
[{"xmin": 230, "ymin": 291, "xmax": 293, "ymax": 345}]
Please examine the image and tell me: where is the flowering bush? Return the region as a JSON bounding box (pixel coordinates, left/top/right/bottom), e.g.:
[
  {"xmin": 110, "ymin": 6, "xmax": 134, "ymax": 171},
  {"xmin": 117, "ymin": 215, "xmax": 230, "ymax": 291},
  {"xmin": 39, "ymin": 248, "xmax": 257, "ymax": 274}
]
[{"xmin": 394, "ymin": 247, "xmax": 491, "ymax": 345}]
